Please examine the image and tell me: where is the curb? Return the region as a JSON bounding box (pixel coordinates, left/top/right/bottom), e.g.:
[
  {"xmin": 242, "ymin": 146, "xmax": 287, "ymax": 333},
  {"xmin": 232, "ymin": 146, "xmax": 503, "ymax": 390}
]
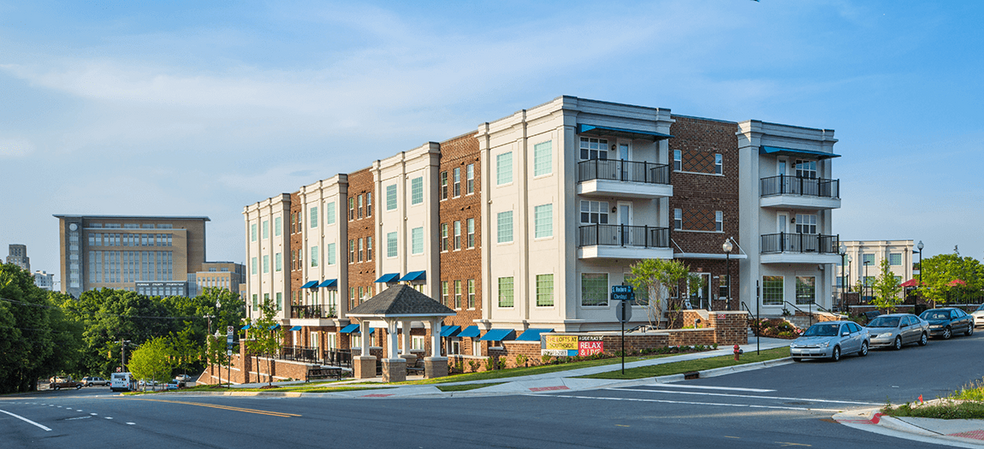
[{"xmin": 834, "ymin": 408, "xmax": 984, "ymax": 448}]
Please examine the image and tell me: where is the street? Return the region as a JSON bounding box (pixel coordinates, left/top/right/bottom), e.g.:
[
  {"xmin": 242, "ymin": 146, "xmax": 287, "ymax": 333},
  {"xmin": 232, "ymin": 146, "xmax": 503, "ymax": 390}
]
[{"xmin": 2, "ymin": 332, "xmax": 981, "ymax": 448}]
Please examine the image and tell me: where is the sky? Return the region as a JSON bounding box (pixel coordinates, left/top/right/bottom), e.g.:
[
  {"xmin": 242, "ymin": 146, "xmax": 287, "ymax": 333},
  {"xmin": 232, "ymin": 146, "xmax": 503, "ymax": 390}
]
[{"xmin": 2, "ymin": 0, "xmax": 982, "ymax": 285}]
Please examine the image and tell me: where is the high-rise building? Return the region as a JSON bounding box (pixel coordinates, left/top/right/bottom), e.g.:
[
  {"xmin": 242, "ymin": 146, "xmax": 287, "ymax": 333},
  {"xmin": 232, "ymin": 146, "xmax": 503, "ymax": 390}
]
[
  {"xmin": 53, "ymin": 215, "xmax": 241, "ymax": 298},
  {"xmin": 244, "ymin": 95, "xmax": 843, "ymax": 356},
  {"xmin": 6, "ymin": 244, "xmax": 30, "ymax": 271}
]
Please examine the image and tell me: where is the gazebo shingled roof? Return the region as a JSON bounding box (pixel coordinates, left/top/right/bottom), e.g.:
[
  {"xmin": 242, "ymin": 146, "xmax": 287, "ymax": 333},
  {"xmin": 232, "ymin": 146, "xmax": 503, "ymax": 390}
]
[{"xmin": 347, "ymin": 284, "xmax": 455, "ymax": 317}]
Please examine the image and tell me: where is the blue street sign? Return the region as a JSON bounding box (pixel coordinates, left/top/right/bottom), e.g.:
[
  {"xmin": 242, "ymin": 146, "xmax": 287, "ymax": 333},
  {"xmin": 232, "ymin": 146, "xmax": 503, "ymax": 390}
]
[{"xmin": 611, "ymin": 285, "xmax": 634, "ymax": 301}]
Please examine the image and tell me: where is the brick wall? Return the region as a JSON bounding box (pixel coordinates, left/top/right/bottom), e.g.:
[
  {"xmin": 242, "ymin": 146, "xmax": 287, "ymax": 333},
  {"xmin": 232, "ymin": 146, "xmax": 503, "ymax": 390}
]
[
  {"xmin": 289, "ymin": 191, "xmax": 303, "ymax": 309},
  {"xmin": 346, "ymin": 168, "xmax": 376, "ymax": 314}
]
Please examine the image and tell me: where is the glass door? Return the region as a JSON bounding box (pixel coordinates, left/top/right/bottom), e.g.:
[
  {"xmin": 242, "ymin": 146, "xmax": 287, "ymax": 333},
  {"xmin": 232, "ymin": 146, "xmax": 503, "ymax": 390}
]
[{"xmin": 617, "ymin": 202, "xmax": 633, "ymax": 246}]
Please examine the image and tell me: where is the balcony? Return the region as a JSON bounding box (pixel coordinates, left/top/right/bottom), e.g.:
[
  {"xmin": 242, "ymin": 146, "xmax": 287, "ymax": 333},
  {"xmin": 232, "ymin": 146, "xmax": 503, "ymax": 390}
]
[
  {"xmin": 577, "ymin": 159, "xmax": 673, "ymax": 199},
  {"xmin": 289, "ymin": 304, "xmax": 339, "ymax": 327},
  {"xmin": 760, "ymin": 233, "xmax": 841, "ymax": 264},
  {"xmin": 578, "ymin": 224, "xmax": 672, "ymax": 259},
  {"xmin": 760, "ymin": 175, "xmax": 841, "ymax": 209}
]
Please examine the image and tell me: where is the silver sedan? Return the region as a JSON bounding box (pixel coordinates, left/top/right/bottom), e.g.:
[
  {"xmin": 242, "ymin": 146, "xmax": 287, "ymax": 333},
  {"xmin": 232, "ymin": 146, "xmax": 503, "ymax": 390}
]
[
  {"xmin": 866, "ymin": 313, "xmax": 929, "ymax": 349},
  {"xmin": 790, "ymin": 321, "xmax": 870, "ymax": 362}
]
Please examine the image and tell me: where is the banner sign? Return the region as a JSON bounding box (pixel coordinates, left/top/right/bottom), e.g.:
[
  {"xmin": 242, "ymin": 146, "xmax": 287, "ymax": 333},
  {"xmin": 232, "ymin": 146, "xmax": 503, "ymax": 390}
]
[{"xmin": 542, "ymin": 335, "xmax": 604, "ymax": 357}]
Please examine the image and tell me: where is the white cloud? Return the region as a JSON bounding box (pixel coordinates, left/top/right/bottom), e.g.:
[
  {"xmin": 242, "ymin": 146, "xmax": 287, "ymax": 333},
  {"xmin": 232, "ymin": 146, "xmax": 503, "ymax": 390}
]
[{"xmin": 0, "ymin": 138, "xmax": 34, "ymax": 158}]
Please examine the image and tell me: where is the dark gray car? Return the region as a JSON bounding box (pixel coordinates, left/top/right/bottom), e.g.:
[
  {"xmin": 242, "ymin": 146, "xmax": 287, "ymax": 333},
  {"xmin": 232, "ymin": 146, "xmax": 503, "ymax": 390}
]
[{"xmin": 866, "ymin": 314, "xmax": 929, "ymax": 349}]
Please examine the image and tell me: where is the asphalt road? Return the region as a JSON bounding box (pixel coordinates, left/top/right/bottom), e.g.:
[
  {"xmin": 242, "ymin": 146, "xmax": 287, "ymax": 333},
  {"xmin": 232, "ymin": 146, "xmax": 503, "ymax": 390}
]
[{"xmin": 2, "ymin": 331, "xmax": 981, "ymax": 449}]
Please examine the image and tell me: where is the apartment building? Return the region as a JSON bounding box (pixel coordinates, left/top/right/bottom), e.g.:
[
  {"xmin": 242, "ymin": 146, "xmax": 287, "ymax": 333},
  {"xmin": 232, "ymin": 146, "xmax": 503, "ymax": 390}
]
[
  {"xmin": 837, "ymin": 239, "xmax": 915, "ymax": 300},
  {"xmin": 243, "ymin": 95, "xmax": 843, "ymax": 357}
]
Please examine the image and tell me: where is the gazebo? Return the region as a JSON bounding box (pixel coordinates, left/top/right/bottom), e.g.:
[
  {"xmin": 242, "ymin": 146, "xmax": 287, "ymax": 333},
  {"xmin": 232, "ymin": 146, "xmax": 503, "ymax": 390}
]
[{"xmin": 347, "ymin": 284, "xmax": 455, "ymax": 381}]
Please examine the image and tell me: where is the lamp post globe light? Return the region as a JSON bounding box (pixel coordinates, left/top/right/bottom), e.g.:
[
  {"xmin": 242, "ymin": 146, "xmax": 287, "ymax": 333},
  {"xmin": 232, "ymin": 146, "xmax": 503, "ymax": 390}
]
[
  {"xmin": 839, "ymin": 244, "xmax": 847, "ymax": 312},
  {"xmin": 864, "ymin": 259, "xmax": 872, "ymax": 303},
  {"xmin": 723, "ymin": 239, "xmax": 733, "ymax": 311},
  {"xmin": 917, "ymin": 240, "xmax": 924, "ymax": 286}
]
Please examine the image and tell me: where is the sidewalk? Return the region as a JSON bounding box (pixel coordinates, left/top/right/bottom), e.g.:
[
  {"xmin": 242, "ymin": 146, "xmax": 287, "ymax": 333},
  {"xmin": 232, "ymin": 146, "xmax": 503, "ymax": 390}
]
[{"xmin": 835, "ymin": 408, "xmax": 984, "ymax": 448}]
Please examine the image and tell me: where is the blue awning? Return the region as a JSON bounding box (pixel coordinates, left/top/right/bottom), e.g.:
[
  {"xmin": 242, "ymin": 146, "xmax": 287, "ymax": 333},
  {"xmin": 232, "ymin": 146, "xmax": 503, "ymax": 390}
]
[
  {"xmin": 458, "ymin": 325, "xmax": 480, "ymax": 338},
  {"xmin": 479, "ymin": 329, "xmax": 516, "ymax": 342},
  {"xmin": 269, "ymin": 324, "xmax": 281, "ymax": 330},
  {"xmin": 515, "ymin": 328, "xmax": 553, "ymax": 342},
  {"xmin": 241, "ymin": 325, "xmax": 250, "ymax": 330},
  {"xmin": 375, "ymin": 273, "xmax": 400, "ymax": 283},
  {"xmin": 318, "ymin": 279, "xmax": 337, "ymax": 288},
  {"xmin": 288, "ymin": 326, "xmax": 302, "ymax": 331},
  {"xmin": 399, "ymin": 271, "xmax": 426, "ymax": 282},
  {"xmin": 300, "ymin": 280, "xmax": 319, "ymax": 289},
  {"xmin": 340, "ymin": 324, "xmax": 360, "ymax": 334},
  {"xmin": 577, "ymin": 124, "xmax": 673, "ymax": 141},
  {"xmin": 440, "ymin": 325, "xmax": 461, "ymax": 337},
  {"xmin": 760, "ymin": 146, "xmax": 840, "ymax": 160}
]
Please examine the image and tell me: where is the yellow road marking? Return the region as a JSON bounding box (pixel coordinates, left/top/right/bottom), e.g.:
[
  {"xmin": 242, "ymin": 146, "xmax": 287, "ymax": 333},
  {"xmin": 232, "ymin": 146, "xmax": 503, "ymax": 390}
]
[
  {"xmin": 124, "ymin": 398, "xmax": 301, "ymax": 418},
  {"xmin": 615, "ymin": 424, "xmax": 630, "ymax": 427},
  {"xmin": 724, "ymin": 436, "xmax": 740, "ymax": 439}
]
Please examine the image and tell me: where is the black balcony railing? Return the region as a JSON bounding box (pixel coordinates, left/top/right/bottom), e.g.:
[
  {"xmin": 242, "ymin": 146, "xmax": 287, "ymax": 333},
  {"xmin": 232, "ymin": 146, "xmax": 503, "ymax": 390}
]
[
  {"xmin": 290, "ymin": 305, "xmax": 337, "ymax": 319},
  {"xmin": 760, "ymin": 175, "xmax": 839, "ymax": 199},
  {"xmin": 579, "ymin": 224, "xmax": 670, "ymax": 249},
  {"xmin": 761, "ymin": 233, "xmax": 838, "ymax": 254},
  {"xmin": 577, "ymin": 159, "xmax": 671, "ymax": 185}
]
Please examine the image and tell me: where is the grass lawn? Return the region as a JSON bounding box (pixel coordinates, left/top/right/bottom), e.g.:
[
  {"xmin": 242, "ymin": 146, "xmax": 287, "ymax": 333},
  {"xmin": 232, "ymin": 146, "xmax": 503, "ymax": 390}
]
[
  {"xmin": 882, "ymin": 378, "xmax": 984, "ymax": 419},
  {"xmin": 579, "ymin": 347, "xmax": 791, "ymax": 380}
]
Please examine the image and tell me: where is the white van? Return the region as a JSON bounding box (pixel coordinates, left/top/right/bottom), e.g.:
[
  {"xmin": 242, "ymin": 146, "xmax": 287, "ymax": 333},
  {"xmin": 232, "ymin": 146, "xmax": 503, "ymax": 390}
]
[{"xmin": 110, "ymin": 372, "xmax": 136, "ymax": 392}]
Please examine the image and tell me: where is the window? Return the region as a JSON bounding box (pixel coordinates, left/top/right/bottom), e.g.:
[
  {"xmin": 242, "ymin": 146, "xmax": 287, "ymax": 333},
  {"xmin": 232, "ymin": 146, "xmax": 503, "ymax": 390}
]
[
  {"xmin": 348, "ymin": 239, "xmax": 355, "ymax": 264},
  {"xmin": 718, "ymin": 274, "xmax": 729, "ymax": 298},
  {"xmin": 252, "ymin": 294, "xmax": 258, "ymax": 308},
  {"xmin": 358, "ymin": 238, "xmax": 363, "ymax": 262},
  {"xmin": 251, "ymin": 257, "xmax": 257, "ymax": 275},
  {"xmin": 466, "ymin": 218, "xmax": 475, "ymax": 248},
  {"xmin": 534, "ymin": 141, "xmax": 552, "ymax": 176},
  {"xmin": 326, "ymin": 243, "xmax": 336, "ymax": 265},
  {"xmin": 862, "ymin": 253, "xmax": 875, "ymax": 265},
  {"xmin": 714, "ymin": 153, "xmax": 723, "ymax": 174},
  {"xmin": 581, "ymin": 273, "xmax": 608, "ymax": 307},
  {"xmin": 763, "ymin": 276, "xmax": 783, "ymax": 305},
  {"xmin": 310, "ymin": 246, "xmax": 318, "ymax": 267},
  {"xmin": 534, "ymin": 204, "xmax": 553, "ymax": 238},
  {"xmin": 441, "ymin": 223, "xmax": 449, "ymax": 251},
  {"xmin": 411, "ymin": 177, "xmax": 423, "ymax": 205},
  {"xmin": 795, "ymin": 214, "xmax": 817, "ymax": 234},
  {"xmin": 580, "ymin": 200, "xmax": 609, "ymax": 224},
  {"xmin": 498, "ymin": 277, "xmax": 514, "ymax": 307},
  {"xmin": 274, "ymin": 217, "xmax": 282, "ymax": 236},
  {"xmin": 325, "ymin": 202, "xmax": 335, "ymax": 225},
  {"xmin": 454, "ymin": 280, "xmax": 462, "ymax": 309},
  {"xmin": 673, "ymin": 150, "xmax": 682, "ymax": 171},
  {"xmin": 357, "ymin": 195, "xmax": 363, "ymax": 219},
  {"xmin": 579, "ymin": 137, "xmax": 608, "ymax": 160},
  {"xmin": 366, "ymin": 237, "xmax": 372, "ymax": 260},
  {"xmin": 536, "ymin": 274, "xmax": 554, "ymax": 307},
  {"xmin": 366, "ymin": 193, "xmax": 372, "ymax": 217},
  {"xmin": 386, "ymin": 232, "xmax": 398, "ymax": 257},
  {"xmin": 440, "ymin": 171, "xmax": 448, "ymax": 200},
  {"xmin": 715, "ymin": 211, "xmax": 723, "ymax": 232},
  {"xmin": 467, "ymin": 279, "xmax": 476, "ymax": 308},
  {"xmin": 385, "ymin": 184, "xmax": 397, "ymax": 211},
  {"xmin": 795, "ymin": 159, "xmax": 817, "ymax": 178},
  {"xmin": 411, "ymin": 227, "xmax": 424, "ymax": 255},
  {"xmin": 250, "ymin": 224, "xmax": 257, "ymax": 242},
  {"xmin": 796, "ymin": 276, "xmax": 815, "ymax": 305},
  {"xmin": 275, "ymin": 253, "xmax": 282, "ymax": 272},
  {"xmin": 889, "ymin": 253, "xmax": 902, "ymax": 266},
  {"xmin": 453, "ymin": 167, "xmax": 461, "ymax": 197},
  {"xmin": 441, "ymin": 281, "xmax": 449, "ymax": 306},
  {"xmin": 412, "ymin": 335, "xmax": 425, "ymax": 351},
  {"xmin": 310, "ymin": 207, "xmax": 318, "ymax": 228},
  {"xmin": 276, "ymin": 293, "xmax": 282, "ymax": 311},
  {"xmin": 262, "ymin": 255, "xmax": 269, "ymax": 273},
  {"xmin": 453, "ymin": 221, "xmax": 461, "ymax": 250},
  {"xmin": 348, "ymin": 198, "xmax": 355, "ymax": 221},
  {"xmin": 496, "ymin": 152, "xmax": 513, "ymax": 185},
  {"xmin": 497, "ymin": 211, "xmax": 513, "ymax": 243},
  {"xmin": 466, "ymin": 164, "xmax": 475, "ymax": 194},
  {"xmin": 262, "ymin": 220, "xmax": 269, "ymax": 239}
]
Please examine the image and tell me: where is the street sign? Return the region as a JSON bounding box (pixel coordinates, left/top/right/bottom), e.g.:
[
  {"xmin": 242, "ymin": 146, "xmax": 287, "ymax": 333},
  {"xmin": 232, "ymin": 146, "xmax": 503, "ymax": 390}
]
[
  {"xmin": 226, "ymin": 326, "xmax": 234, "ymax": 334},
  {"xmin": 226, "ymin": 349, "xmax": 232, "ymax": 356},
  {"xmin": 611, "ymin": 285, "xmax": 634, "ymax": 301},
  {"xmin": 615, "ymin": 300, "xmax": 632, "ymax": 323}
]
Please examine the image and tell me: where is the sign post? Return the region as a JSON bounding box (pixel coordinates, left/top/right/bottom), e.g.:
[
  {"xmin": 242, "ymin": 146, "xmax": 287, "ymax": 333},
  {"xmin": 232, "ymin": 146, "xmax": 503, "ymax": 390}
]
[
  {"xmin": 226, "ymin": 326, "xmax": 234, "ymax": 388},
  {"xmin": 612, "ymin": 285, "xmax": 634, "ymax": 374}
]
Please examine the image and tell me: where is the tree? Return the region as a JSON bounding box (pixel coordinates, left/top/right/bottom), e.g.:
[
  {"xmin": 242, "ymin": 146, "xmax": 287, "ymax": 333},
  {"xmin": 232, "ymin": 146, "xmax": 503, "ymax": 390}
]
[
  {"xmin": 627, "ymin": 259, "xmax": 699, "ymax": 329},
  {"xmin": 919, "ymin": 253, "xmax": 984, "ymax": 305},
  {"xmin": 242, "ymin": 297, "xmax": 283, "ymax": 387},
  {"xmin": 0, "ymin": 263, "xmax": 63, "ymax": 393},
  {"xmin": 128, "ymin": 336, "xmax": 176, "ymax": 390},
  {"xmin": 870, "ymin": 259, "xmax": 903, "ymax": 313}
]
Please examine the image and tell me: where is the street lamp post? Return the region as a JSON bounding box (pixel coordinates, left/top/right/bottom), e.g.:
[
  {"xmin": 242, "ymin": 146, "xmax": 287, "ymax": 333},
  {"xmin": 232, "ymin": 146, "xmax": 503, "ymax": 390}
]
[
  {"xmin": 864, "ymin": 259, "xmax": 872, "ymax": 304},
  {"xmin": 917, "ymin": 240, "xmax": 924, "ymax": 286},
  {"xmin": 120, "ymin": 339, "xmax": 131, "ymax": 372},
  {"xmin": 723, "ymin": 239, "xmax": 733, "ymax": 311},
  {"xmin": 839, "ymin": 245, "xmax": 847, "ymax": 313}
]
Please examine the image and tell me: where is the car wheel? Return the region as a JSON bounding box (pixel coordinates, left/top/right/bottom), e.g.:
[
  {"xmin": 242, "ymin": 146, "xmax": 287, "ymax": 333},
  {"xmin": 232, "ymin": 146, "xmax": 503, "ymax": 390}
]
[
  {"xmin": 893, "ymin": 336, "xmax": 902, "ymax": 350},
  {"xmin": 859, "ymin": 341, "xmax": 869, "ymax": 357},
  {"xmin": 943, "ymin": 327, "xmax": 952, "ymax": 339},
  {"xmin": 831, "ymin": 346, "xmax": 841, "ymax": 362},
  {"xmin": 919, "ymin": 332, "xmax": 928, "ymax": 346},
  {"xmin": 53, "ymin": 386, "xmax": 59, "ymax": 391},
  {"xmin": 76, "ymin": 384, "xmax": 82, "ymax": 390},
  {"xmin": 967, "ymin": 325, "xmax": 974, "ymax": 336}
]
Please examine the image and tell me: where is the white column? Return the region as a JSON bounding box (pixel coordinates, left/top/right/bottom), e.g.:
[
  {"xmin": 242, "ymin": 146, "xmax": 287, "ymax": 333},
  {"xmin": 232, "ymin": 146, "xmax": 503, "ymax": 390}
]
[
  {"xmin": 360, "ymin": 319, "xmax": 371, "ymax": 351},
  {"xmin": 430, "ymin": 319, "xmax": 442, "ymax": 358},
  {"xmin": 387, "ymin": 319, "xmax": 399, "ymax": 359},
  {"xmin": 401, "ymin": 320, "xmax": 412, "ymax": 355}
]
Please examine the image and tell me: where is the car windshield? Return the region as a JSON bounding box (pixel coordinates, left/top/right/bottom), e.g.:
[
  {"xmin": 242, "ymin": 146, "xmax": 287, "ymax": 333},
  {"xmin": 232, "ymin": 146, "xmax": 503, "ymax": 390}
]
[
  {"xmin": 977, "ymin": 304, "xmax": 984, "ymax": 312},
  {"xmin": 922, "ymin": 311, "xmax": 950, "ymax": 320},
  {"xmin": 868, "ymin": 317, "xmax": 901, "ymax": 327},
  {"xmin": 803, "ymin": 323, "xmax": 840, "ymax": 337}
]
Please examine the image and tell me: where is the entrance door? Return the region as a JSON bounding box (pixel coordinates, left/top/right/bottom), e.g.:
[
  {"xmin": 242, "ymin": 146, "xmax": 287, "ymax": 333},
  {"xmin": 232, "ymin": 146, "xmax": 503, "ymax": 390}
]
[
  {"xmin": 617, "ymin": 202, "xmax": 633, "ymax": 246},
  {"xmin": 688, "ymin": 273, "xmax": 712, "ymax": 310},
  {"xmin": 617, "ymin": 143, "xmax": 631, "ymax": 181}
]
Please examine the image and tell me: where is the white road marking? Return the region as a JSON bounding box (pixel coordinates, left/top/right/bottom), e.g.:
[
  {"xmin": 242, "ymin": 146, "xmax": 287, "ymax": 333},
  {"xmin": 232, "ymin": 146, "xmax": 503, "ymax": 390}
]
[
  {"xmin": 126, "ymin": 422, "xmax": 135, "ymax": 425},
  {"xmin": 105, "ymin": 417, "xmax": 113, "ymax": 420},
  {"xmin": 532, "ymin": 394, "xmax": 845, "ymax": 412},
  {"xmin": 607, "ymin": 387, "xmax": 878, "ymax": 405},
  {"xmin": 0, "ymin": 408, "xmax": 52, "ymax": 432},
  {"xmin": 643, "ymin": 384, "xmax": 775, "ymax": 393},
  {"xmin": 90, "ymin": 413, "xmax": 98, "ymax": 416}
]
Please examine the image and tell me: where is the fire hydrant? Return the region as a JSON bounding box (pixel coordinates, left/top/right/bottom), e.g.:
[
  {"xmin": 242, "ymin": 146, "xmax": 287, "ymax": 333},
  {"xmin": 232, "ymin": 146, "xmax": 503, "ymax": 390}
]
[{"xmin": 734, "ymin": 344, "xmax": 742, "ymax": 361}]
